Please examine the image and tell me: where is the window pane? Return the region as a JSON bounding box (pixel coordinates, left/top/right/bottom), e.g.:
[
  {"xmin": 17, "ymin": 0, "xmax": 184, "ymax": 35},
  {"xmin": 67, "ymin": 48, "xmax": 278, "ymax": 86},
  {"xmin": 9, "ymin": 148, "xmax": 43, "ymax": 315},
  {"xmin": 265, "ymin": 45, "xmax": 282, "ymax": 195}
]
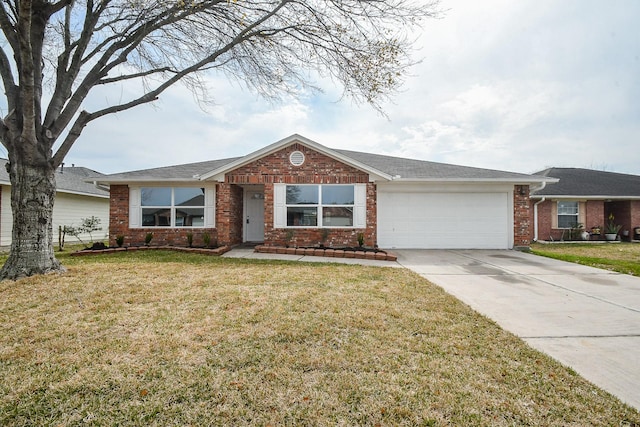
[
  {"xmin": 142, "ymin": 208, "xmax": 171, "ymax": 226},
  {"xmin": 557, "ymin": 201, "xmax": 578, "ymax": 228},
  {"xmin": 286, "ymin": 185, "xmax": 318, "ymax": 204},
  {"xmin": 141, "ymin": 187, "xmax": 171, "ymax": 206},
  {"xmin": 287, "ymin": 207, "xmax": 318, "ymax": 226},
  {"xmin": 175, "ymin": 188, "xmax": 204, "ymax": 206},
  {"xmin": 322, "ymin": 207, "xmax": 353, "ymax": 226},
  {"xmin": 322, "ymin": 185, "xmax": 354, "ymax": 205},
  {"xmin": 557, "ymin": 201, "xmax": 578, "ymax": 215},
  {"xmin": 558, "ymin": 215, "xmax": 578, "ymax": 228},
  {"xmin": 176, "ymin": 207, "xmax": 205, "ymax": 227}
]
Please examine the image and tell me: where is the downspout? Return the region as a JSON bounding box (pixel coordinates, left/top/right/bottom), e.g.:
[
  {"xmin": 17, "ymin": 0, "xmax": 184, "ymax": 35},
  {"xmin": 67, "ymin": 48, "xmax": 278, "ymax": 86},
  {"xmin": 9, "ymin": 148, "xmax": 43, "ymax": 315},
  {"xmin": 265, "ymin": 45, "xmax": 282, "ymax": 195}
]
[
  {"xmin": 531, "ymin": 181, "xmax": 547, "ymax": 242},
  {"xmin": 533, "ymin": 197, "xmax": 545, "ymax": 242}
]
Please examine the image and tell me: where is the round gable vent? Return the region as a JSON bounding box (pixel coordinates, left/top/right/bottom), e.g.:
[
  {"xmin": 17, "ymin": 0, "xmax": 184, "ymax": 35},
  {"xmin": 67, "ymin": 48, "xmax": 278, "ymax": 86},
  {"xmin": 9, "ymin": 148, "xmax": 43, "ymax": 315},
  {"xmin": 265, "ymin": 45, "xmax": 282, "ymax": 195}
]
[{"xmin": 289, "ymin": 150, "xmax": 305, "ymax": 166}]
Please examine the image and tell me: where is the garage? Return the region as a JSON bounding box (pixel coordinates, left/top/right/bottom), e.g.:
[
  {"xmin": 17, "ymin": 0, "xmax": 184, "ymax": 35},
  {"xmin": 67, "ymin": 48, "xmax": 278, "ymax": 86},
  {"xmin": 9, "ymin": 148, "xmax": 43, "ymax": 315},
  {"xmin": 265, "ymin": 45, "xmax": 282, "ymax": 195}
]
[{"xmin": 377, "ymin": 190, "xmax": 511, "ymax": 249}]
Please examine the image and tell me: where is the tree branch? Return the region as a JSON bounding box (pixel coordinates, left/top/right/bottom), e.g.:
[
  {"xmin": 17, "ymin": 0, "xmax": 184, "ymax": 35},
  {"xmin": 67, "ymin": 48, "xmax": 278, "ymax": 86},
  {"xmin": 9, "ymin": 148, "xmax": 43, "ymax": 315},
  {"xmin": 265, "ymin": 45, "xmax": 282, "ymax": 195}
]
[{"xmin": 97, "ymin": 66, "xmax": 173, "ymax": 85}]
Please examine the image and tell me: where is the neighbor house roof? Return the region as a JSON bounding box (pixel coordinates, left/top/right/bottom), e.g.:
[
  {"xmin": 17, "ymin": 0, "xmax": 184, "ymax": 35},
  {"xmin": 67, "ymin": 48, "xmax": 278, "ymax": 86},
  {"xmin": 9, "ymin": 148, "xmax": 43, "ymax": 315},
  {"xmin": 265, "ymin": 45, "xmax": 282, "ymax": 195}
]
[
  {"xmin": 0, "ymin": 159, "xmax": 109, "ymax": 198},
  {"xmin": 94, "ymin": 134, "xmax": 555, "ymax": 185},
  {"xmin": 530, "ymin": 168, "xmax": 640, "ymax": 199}
]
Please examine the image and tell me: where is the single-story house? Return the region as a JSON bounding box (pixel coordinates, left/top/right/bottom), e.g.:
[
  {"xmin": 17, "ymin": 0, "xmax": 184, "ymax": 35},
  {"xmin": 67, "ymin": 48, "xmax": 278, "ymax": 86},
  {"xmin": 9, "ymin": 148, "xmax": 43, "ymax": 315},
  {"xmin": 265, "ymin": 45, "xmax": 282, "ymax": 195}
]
[
  {"xmin": 530, "ymin": 167, "xmax": 640, "ymax": 241},
  {"xmin": 94, "ymin": 134, "xmax": 555, "ymax": 250},
  {"xmin": 0, "ymin": 160, "xmax": 110, "ymax": 246}
]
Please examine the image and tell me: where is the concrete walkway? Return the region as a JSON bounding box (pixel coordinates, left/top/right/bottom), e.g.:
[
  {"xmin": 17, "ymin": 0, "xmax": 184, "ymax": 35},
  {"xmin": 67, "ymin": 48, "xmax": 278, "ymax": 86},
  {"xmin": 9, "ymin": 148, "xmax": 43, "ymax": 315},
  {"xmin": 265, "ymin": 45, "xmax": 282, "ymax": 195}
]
[{"xmin": 395, "ymin": 249, "xmax": 640, "ymax": 411}]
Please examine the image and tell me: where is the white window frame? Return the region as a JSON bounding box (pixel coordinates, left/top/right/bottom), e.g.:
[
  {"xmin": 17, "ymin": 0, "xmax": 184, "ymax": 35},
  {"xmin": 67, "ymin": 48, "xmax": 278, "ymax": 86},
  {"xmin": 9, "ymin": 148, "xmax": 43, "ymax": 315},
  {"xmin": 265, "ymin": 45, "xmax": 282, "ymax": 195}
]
[
  {"xmin": 273, "ymin": 183, "xmax": 367, "ymax": 228},
  {"xmin": 557, "ymin": 201, "xmax": 579, "ymax": 229},
  {"xmin": 129, "ymin": 185, "xmax": 215, "ymax": 228}
]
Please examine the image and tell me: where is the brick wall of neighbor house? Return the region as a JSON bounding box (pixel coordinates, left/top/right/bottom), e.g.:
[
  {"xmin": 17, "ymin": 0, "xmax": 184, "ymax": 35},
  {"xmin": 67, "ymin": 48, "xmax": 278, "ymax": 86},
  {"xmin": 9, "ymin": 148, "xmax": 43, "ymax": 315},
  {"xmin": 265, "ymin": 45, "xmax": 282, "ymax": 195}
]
[
  {"xmin": 585, "ymin": 200, "xmax": 604, "ymax": 232},
  {"xmin": 533, "ymin": 199, "xmax": 609, "ymax": 241},
  {"xmin": 631, "ymin": 201, "xmax": 640, "ymax": 229},
  {"xmin": 606, "ymin": 200, "xmax": 637, "ymax": 239},
  {"xmin": 109, "ymin": 184, "xmax": 218, "ymax": 247},
  {"xmin": 220, "ymin": 143, "xmax": 376, "ymax": 247},
  {"xmin": 533, "ymin": 199, "xmax": 554, "ymax": 241},
  {"xmin": 513, "ymin": 185, "xmax": 531, "ymax": 247}
]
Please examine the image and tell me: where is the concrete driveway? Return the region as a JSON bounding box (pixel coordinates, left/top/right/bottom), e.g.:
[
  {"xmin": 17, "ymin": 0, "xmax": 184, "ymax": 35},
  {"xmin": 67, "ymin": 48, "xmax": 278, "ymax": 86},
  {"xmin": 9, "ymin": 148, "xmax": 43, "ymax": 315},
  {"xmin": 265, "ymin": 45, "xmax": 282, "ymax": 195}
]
[{"xmin": 395, "ymin": 249, "xmax": 640, "ymax": 411}]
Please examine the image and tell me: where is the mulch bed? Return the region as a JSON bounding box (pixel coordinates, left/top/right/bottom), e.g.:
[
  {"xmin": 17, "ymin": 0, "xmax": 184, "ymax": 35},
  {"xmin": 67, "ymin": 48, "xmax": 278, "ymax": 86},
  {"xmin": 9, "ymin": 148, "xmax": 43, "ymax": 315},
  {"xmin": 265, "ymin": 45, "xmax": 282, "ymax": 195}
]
[
  {"xmin": 70, "ymin": 245, "xmax": 231, "ymax": 256},
  {"xmin": 254, "ymin": 245, "xmax": 397, "ymax": 262}
]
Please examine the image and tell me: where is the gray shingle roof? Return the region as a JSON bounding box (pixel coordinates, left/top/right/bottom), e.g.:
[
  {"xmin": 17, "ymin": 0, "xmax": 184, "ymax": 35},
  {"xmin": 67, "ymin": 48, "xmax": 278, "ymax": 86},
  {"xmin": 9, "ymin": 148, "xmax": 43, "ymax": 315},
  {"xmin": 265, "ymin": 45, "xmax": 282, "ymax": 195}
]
[
  {"xmin": 0, "ymin": 159, "xmax": 109, "ymax": 198},
  {"xmin": 531, "ymin": 168, "xmax": 640, "ymax": 197},
  {"xmin": 97, "ymin": 148, "xmax": 548, "ymax": 183},
  {"xmin": 98, "ymin": 157, "xmax": 241, "ymax": 182},
  {"xmin": 334, "ymin": 149, "xmax": 545, "ymax": 181}
]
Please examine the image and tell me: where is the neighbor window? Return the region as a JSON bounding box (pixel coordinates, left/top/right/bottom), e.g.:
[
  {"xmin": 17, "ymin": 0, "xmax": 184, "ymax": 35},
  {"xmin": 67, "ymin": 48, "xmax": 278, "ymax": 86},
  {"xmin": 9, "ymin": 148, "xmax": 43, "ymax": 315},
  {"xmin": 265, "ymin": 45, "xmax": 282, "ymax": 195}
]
[
  {"xmin": 141, "ymin": 187, "xmax": 205, "ymax": 227},
  {"xmin": 285, "ymin": 184, "xmax": 354, "ymax": 227},
  {"xmin": 557, "ymin": 201, "xmax": 579, "ymax": 228}
]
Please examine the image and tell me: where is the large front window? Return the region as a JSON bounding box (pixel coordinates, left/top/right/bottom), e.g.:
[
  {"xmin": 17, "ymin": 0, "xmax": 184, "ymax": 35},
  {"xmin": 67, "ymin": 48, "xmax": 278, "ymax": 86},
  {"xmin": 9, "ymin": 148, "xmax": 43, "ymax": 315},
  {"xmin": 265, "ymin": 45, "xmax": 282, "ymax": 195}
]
[
  {"xmin": 286, "ymin": 184, "xmax": 354, "ymax": 227},
  {"xmin": 141, "ymin": 187, "xmax": 205, "ymax": 227},
  {"xmin": 557, "ymin": 201, "xmax": 579, "ymax": 228}
]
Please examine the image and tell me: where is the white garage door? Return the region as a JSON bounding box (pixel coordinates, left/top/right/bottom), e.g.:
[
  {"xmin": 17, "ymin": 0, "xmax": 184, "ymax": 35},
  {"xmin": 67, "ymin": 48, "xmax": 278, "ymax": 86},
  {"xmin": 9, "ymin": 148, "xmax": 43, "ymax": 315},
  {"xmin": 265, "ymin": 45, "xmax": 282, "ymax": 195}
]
[{"xmin": 377, "ymin": 192, "xmax": 510, "ymax": 249}]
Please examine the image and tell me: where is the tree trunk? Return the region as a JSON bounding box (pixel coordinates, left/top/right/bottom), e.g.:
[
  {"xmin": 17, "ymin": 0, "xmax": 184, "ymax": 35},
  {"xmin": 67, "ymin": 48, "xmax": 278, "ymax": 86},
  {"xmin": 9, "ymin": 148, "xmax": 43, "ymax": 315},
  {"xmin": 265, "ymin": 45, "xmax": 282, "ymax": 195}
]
[{"xmin": 0, "ymin": 160, "xmax": 63, "ymax": 280}]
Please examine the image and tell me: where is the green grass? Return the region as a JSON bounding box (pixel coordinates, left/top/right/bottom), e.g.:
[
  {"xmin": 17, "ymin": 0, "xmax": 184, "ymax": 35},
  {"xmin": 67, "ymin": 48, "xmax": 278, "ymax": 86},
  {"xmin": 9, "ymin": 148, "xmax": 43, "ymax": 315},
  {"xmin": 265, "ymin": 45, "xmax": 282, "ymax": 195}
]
[
  {"xmin": 1, "ymin": 250, "xmax": 639, "ymax": 426},
  {"xmin": 530, "ymin": 242, "xmax": 640, "ymax": 276}
]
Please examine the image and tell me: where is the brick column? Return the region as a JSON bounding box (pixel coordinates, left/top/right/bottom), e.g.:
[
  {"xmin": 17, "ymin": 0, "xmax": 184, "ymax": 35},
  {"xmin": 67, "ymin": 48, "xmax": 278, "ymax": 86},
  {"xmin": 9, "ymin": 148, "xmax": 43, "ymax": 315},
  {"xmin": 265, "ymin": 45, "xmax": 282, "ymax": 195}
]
[
  {"xmin": 109, "ymin": 185, "xmax": 129, "ymax": 246},
  {"xmin": 513, "ymin": 185, "xmax": 531, "ymax": 248}
]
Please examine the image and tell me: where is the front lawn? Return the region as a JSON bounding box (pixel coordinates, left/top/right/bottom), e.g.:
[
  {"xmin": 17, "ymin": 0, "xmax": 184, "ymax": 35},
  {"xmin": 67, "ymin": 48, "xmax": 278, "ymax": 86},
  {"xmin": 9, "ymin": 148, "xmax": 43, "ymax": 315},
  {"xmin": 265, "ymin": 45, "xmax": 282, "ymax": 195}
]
[
  {"xmin": 530, "ymin": 242, "xmax": 640, "ymax": 276},
  {"xmin": 1, "ymin": 251, "xmax": 638, "ymax": 426}
]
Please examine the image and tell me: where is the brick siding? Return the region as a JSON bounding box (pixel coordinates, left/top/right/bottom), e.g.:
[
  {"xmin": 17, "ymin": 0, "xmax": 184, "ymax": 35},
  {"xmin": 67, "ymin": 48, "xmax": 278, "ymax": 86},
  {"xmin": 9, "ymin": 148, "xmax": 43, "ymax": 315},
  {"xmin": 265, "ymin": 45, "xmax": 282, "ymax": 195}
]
[
  {"xmin": 222, "ymin": 143, "xmax": 376, "ymax": 247},
  {"xmin": 513, "ymin": 185, "xmax": 531, "ymax": 247},
  {"xmin": 109, "ymin": 184, "xmax": 217, "ymax": 247}
]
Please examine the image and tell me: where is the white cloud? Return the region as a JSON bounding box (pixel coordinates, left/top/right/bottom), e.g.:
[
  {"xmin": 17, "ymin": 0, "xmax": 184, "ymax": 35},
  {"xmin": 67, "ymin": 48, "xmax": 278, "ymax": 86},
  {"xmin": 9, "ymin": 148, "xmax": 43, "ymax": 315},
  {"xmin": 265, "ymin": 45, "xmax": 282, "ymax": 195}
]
[{"xmin": 59, "ymin": 0, "xmax": 640, "ymax": 176}]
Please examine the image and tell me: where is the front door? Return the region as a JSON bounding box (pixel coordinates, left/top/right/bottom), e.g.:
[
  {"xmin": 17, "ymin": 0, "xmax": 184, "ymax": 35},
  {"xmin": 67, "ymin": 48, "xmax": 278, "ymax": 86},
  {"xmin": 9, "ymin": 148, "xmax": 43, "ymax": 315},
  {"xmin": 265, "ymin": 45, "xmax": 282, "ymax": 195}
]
[{"xmin": 245, "ymin": 191, "xmax": 265, "ymax": 242}]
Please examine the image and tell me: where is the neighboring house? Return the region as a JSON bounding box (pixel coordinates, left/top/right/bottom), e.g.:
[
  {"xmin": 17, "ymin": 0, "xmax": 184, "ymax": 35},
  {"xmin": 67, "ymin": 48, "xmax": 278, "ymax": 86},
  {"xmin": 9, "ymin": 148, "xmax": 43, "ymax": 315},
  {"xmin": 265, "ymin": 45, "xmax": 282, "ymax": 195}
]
[
  {"xmin": 0, "ymin": 160, "xmax": 110, "ymax": 246},
  {"xmin": 530, "ymin": 168, "xmax": 640, "ymax": 241},
  {"xmin": 95, "ymin": 134, "xmax": 554, "ymax": 250}
]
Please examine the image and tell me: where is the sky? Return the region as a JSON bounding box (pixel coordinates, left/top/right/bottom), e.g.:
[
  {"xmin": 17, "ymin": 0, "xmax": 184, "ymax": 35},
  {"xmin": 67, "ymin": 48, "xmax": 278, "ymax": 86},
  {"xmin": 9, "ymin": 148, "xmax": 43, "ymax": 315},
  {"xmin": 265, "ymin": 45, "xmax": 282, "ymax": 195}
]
[{"xmin": 33, "ymin": 0, "xmax": 640, "ymax": 175}]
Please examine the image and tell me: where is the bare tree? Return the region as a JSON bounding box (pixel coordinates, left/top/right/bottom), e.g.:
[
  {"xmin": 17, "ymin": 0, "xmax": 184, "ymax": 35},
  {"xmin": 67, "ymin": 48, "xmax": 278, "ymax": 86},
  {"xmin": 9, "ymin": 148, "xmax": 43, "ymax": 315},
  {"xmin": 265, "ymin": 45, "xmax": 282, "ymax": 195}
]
[{"xmin": 0, "ymin": 0, "xmax": 439, "ymax": 280}]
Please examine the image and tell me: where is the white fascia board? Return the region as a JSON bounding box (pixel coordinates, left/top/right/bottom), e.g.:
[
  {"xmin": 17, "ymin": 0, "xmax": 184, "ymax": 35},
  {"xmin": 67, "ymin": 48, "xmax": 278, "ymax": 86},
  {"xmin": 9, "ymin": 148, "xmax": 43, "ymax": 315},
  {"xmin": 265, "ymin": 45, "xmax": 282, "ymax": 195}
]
[
  {"xmin": 89, "ymin": 178, "xmax": 201, "ymax": 185},
  {"xmin": 57, "ymin": 189, "xmax": 110, "ymax": 198},
  {"xmin": 197, "ymin": 134, "xmax": 393, "ymax": 182},
  {"xmin": 385, "ymin": 177, "xmax": 559, "ymax": 185},
  {"xmin": 530, "ymin": 195, "xmax": 640, "ymax": 200}
]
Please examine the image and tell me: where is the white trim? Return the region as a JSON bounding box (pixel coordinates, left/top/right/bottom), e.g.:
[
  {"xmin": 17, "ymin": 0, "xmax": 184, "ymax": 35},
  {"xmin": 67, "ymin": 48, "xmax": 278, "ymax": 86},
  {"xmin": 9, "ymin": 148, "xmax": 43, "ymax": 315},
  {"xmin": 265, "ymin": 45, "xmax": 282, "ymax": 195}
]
[
  {"xmin": 530, "ymin": 195, "xmax": 640, "ymax": 200},
  {"xmin": 273, "ymin": 184, "xmax": 286, "ymax": 228},
  {"xmin": 354, "ymin": 184, "xmax": 367, "ymax": 228},
  {"xmin": 204, "ymin": 186, "xmax": 216, "ymax": 228},
  {"xmin": 129, "ymin": 186, "xmax": 141, "ymax": 228}
]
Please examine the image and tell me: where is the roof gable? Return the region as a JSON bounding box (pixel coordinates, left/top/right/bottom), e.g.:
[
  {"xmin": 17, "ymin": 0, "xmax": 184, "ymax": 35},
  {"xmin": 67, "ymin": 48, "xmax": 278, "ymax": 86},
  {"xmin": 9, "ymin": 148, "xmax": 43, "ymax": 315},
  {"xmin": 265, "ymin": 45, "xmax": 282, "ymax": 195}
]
[
  {"xmin": 531, "ymin": 168, "xmax": 640, "ymax": 198},
  {"xmin": 197, "ymin": 134, "xmax": 392, "ymax": 182}
]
